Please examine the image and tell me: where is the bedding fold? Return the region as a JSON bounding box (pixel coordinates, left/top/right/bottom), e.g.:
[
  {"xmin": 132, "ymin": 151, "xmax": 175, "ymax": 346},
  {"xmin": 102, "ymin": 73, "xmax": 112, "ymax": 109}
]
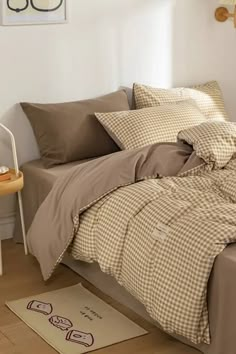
[{"xmin": 27, "ymin": 141, "xmax": 203, "ymax": 280}]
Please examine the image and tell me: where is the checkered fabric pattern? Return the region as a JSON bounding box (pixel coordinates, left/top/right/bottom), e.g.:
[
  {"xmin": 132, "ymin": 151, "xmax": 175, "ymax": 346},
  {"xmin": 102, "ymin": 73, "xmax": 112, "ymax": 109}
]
[
  {"xmin": 178, "ymin": 121, "xmax": 236, "ymax": 169},
  {"xmin": 95, "ymin": 101, "xmax": 206, "ymax": 150},
  {"xmin": 71, "ymin": 125, "xmax": 236, "ymax": 345},
  {"xmin": 134, "ymin": 81, "xmax": 228, "ymax": 121}
]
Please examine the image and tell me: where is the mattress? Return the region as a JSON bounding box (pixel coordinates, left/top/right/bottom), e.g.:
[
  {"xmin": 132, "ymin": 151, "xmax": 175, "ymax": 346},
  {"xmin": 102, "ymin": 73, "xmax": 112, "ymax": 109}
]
[{"xmin": 14, "ymin": 159, "xmax": 236, "ymax": 354}]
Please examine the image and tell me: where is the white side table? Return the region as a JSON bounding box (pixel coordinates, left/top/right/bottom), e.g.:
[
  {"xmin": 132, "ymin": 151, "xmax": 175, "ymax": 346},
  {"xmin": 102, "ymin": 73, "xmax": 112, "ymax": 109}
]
[{"xmin": 0, "ymin": 123, "xmax": 28, "ymax": 275}]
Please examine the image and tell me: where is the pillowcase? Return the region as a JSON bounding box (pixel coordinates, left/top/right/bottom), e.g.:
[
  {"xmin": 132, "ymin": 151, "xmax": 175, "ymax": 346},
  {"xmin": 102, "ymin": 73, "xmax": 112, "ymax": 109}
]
[
  {"xmin": 21, "ymin": 90, "xmax": 130, "ymax": 168},
  {"xmin": 134, "ymin": 81, "xmax": 228, "ymax": 121},
  {"xmin": 178, "ymin": 121, "xmax": 236, "ymax": 169},
  {"xmin": 95, "ymin": 100, "xmax": 206, "ymax": 150}
]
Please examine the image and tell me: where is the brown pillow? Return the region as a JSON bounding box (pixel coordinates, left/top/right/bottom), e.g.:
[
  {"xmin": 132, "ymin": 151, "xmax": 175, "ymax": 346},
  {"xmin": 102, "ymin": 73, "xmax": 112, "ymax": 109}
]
[{"xmin": 21, "ymin": 90, "xmax": 130, "ymax": 168}]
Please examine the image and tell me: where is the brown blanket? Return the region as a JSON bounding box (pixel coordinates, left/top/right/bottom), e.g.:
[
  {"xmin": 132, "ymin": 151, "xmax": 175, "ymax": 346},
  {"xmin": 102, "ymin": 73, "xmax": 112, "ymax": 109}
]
[{"xmin": 27, "ymin": 141, "xmax": 203, "ymax": 280}]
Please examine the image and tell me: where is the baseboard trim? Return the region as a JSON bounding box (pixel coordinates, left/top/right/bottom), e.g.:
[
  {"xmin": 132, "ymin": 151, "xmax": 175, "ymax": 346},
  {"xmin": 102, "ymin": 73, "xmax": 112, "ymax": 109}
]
[{"xmin": 0, "ymin": 215, "xmax": 15, "ymax": 240}]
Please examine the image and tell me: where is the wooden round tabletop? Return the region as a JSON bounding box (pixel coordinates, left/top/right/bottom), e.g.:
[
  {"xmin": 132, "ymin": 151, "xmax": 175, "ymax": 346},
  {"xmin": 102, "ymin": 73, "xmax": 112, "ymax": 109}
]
[{"xmin": 0, "ymin": 169, "xmax": 24, "ymax": 196}]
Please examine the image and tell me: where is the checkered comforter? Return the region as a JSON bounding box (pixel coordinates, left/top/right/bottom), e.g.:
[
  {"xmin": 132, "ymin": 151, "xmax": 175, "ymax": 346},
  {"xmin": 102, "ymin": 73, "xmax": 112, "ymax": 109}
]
[
  {"xmin": 71, "ymin": 122, "xmax": 236, "ymax": 345},
  {"xmin": 28, "ymin": 120, "xmax": 236, "ymax": 345}
]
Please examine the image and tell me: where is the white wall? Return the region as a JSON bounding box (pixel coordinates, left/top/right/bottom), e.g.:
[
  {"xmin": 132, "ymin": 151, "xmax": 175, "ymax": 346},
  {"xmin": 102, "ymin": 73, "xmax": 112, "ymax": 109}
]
[
  {"xmin": 0, "ymin": 0, "xmax": 235, "ymax": 238},
  {"xmin": 172, "ymin": 0, "xmax": 236, "ymax": 120}
]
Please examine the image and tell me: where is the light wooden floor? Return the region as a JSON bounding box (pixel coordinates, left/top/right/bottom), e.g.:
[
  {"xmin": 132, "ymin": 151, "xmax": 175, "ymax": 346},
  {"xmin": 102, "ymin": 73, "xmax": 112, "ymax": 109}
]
[{"xmin": 0, "ymin": 240, "xmax": 200, "ymax": 354}]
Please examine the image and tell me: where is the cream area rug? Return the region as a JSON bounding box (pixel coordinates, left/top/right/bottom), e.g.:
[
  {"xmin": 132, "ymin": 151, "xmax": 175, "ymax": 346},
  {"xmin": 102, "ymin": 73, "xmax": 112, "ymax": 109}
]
[{"xmin": 6, "ymin": 284, "xmax": 147, "ymax": 354}]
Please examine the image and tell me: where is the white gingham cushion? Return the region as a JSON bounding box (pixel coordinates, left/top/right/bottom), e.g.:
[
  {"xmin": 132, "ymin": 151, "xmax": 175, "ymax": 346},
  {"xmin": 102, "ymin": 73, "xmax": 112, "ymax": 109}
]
[
  {"xmin": 134, "ymin": 81, "xmax": 228, "ymax": 121},
  {"xmin": 178, "ymin": 121, "xmax": 236, "ymax": 169},
  {"xmin": 95, "ymin": 100, "xmax": 206, "ymax": 150}
]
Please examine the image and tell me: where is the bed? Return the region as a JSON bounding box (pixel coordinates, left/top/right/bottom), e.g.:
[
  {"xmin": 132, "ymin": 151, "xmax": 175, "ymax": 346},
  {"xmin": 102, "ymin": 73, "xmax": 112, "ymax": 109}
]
[
  {"xmin": 13, "ymin": 154, "xmax": 236, "ymax": 354},
  {"xmin": 15, "ymin": 82, "xmax": 236, "ymax": 354}
]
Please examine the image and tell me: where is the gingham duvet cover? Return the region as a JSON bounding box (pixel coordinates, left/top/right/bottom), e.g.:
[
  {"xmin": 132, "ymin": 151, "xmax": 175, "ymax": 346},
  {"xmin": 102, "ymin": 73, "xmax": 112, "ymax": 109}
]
[
  {"xmin": 28, "ymin": 121, "xmax": 236, "ymax": 346},
  {"xmin": 71, "ymin": 159, "xmax": 236, "ymax": 344}
]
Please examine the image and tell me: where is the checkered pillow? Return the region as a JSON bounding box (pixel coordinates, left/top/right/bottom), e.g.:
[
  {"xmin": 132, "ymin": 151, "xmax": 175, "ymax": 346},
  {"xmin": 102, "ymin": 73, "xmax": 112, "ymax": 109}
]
[
  {"xmin": 178, "ymin": 121, "xmax": 236, "ymax": 169},
  {"xmin": 134, "ymin": 81, "xmax": 228, "ymax": 121},
  {"xmin": 95, "ymin": 100, "xmax": 206, "ymax": 150}
]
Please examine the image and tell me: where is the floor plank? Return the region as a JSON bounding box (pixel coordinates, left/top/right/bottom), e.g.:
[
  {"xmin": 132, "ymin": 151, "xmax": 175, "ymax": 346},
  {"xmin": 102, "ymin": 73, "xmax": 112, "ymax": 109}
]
[{"xmin": 0, "ymin": 240, "xmax": 199, "ymax": 354}]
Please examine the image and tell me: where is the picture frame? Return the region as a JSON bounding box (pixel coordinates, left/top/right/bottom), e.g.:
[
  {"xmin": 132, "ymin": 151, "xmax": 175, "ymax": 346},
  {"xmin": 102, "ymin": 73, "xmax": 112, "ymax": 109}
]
[{"xmin": 0, "ymin": 0, "xmax": 68, "ymax": 26}]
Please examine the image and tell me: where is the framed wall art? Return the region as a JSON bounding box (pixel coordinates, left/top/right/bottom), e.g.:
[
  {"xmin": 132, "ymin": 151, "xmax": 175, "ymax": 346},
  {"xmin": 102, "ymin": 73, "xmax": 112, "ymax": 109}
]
[{"xmin": 0, "ymin": 0, "xmax": 68, "ymax": 26}]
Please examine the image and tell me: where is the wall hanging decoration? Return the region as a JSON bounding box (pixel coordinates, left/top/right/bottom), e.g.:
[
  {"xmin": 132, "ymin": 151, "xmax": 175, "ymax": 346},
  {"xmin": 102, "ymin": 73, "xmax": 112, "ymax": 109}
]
[
  {"xmin": 215, "ymin": 0, "xmax": 236, "ymax": 28},
  {"xmin": 0, "ymin": 0, "xmax": 67, "ymax": 26}
]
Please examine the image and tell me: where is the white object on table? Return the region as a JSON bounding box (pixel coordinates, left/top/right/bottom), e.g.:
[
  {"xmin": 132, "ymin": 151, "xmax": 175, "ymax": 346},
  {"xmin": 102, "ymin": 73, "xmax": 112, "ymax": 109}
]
[
  {"xmin": 0, "ymin": 166, "xmax": 9, "ymax": 174},
  {"xmin": 0, "ymin": 123, "xmax": 28, "ymax": 276}
]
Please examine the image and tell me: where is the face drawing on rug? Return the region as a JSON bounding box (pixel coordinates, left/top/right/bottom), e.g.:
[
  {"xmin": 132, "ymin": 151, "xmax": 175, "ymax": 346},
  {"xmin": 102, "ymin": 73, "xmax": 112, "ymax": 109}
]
[
  {"xmin": 27, "ymin": 300, "xmax": 53, "ymax": 315},
  {"xmin": 66, "ymin": 330, "xmax": 94, "ymax": 347},
  {"xmin": 49, "ymin": 315, "xmax": 73, "ymax": 331}
]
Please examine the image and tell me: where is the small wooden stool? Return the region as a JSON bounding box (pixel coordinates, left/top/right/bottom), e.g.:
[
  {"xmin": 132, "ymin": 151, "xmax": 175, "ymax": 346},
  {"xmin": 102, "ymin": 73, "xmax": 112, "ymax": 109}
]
[
  {"xmin": 0, "ymin": 169, "xmax": 27, "ymax": 275},
  {"xmin": 0, "ymin": 123, "xmax": 28, "ymax": 276}
]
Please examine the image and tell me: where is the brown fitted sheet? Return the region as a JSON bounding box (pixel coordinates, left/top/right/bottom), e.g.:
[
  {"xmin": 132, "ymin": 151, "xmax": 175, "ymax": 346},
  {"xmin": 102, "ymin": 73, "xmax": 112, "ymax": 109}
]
[
  {"xmin": 14, "ymin": 159, "xmax": 236, "ymax": 354},
  {"xmin": 14, "ymin": 159, "xmax": 93, "ymax": 242}
]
